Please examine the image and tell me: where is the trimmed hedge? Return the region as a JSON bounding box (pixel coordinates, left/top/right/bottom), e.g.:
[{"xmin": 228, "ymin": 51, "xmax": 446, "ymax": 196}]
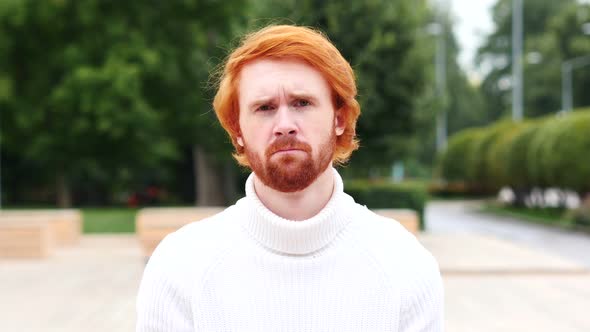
[
  {"xmin": 486, "ymin": 121, "xmax": 530, "ymax": 187},
  {"xmin": 505, "ymin": 122, "xmax": 541, "ymax": 189},
  {"xmin": 436, "ymin": 109, "xmax": 590, "ymax": 195},
  {"xmin": 527, "ymin": 118, "xmax": 562, "ymax": 188},
  {"xmin": 345, "ymin": 180, "xmax": 428, "ymax": 230},
  {"xmin": 544, "ymin": 112, "xmax": 590, "ymax": 192},
  {"xmin": 466, "ymin": 121, "xmax": 517, "ymax": 191},
  {"xmin": 437, "ymin": 127, "xmax": 482, "ymax": 183}
]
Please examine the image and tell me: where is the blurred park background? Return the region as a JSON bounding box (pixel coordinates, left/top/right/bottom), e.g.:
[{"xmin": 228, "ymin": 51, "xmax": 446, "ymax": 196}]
[
  {"xmin": 1, "ymin": 0, "xmax": 590, "ymax": 331},
  {"xmin": 1, "ymin": 0, "xmax": 589, "ymax": 224}
]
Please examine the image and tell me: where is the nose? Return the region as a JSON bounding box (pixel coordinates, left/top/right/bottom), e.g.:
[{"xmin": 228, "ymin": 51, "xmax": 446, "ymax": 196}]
[{"xmin": 274, "ymin": 105, "xmax": 298, "ymax": 137}]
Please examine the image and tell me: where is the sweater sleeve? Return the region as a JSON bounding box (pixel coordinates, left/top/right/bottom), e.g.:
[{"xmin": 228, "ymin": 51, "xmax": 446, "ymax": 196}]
[
  {"xmin": 398, "ymin": 252, "xmax": 445, "ymax": 332},
  {"xmin": 136, "ymin": 234, "xmax": 194, "ymax": 332}
]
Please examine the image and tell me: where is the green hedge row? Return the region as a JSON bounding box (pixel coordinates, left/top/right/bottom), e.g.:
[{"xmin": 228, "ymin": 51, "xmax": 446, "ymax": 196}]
[
  {"xmin": 345, "ymin": 180, "xmax": 428, "ymax": 230},
  {"xmin": 435, "ymin": 109, "xmax": 590, "ymax": 195}
]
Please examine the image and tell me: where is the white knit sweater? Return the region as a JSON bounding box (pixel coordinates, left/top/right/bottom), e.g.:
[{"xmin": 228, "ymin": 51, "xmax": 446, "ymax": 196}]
[{"xmin": 136, "ymin": 169, "xmax": 444, "ymax": 331}]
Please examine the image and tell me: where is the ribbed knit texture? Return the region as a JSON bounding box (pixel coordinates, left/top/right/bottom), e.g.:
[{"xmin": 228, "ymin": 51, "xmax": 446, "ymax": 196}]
[{"xmin": 136, "ymin": 168, "xmax": 444, "ymax": 332}]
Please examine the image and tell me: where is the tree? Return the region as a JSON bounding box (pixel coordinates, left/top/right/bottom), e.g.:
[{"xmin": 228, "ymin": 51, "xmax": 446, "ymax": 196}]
[
  {"xmin": 476, "ymin": 0, "xmax": 589, "ymax": 119},
  {"xmin": 0, "ymin": 0, "xmax": 246, "ymax": 207},
  {"xmin": 1, "ymin": 1, "xmax": 174, "ymax": 207},
  {"xmin": 414, "ymin": 9, "xmax": 486, "ymax": 169},
  {"xmin": 547, "ymin": 2, "xmax": 590, "ymax": 110},
  {"xmin": 127, "ymin": 1, "xmax": 248, "ymax": 206}
]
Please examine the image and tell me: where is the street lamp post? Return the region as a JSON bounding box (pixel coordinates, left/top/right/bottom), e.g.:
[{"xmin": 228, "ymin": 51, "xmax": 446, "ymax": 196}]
[
  {"xmin": 512, "ymin": 0, "xmax": 524, "ymax": 121},
  {"xmin": 435, "ymin": 20, "xmax": 447, "ymax": 152},
  {"xmin": 561, "ymin": 54, "xmax": 590, "ymax": 113},
  {"xmin": 427, "ymin": 18, "xmax": 447, "ymax": 152}
]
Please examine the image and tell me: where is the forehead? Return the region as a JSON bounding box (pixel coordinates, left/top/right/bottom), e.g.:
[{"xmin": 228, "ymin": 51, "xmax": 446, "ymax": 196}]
[{"xmin": 237, "ymin": 58, "xmax": 331, "ymax": 99}]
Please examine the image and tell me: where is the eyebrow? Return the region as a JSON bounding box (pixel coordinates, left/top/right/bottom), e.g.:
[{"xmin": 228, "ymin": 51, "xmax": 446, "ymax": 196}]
[
  {"xmin": 246, "ymin": 92, "xmax": 319, "ymax": 110},
  {"xmin": 289, "ymin": 92, "xmax": 318, "ymax": 104},
  {"xmin": 247, "ymin": 96, "xmax": 275, "ymax": 110}
]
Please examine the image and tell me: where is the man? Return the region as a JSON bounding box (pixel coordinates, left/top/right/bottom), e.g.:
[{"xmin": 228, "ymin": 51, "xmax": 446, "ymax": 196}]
[{"xmin": 136, "ymin": 25, "xmax": 444, "ymax": 331}]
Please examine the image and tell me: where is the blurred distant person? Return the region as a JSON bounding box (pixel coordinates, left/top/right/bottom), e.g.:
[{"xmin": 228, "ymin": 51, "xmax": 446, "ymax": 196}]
[{"xmin": 136, "ymin": 25, "xmax": 443, "ymax": 332}]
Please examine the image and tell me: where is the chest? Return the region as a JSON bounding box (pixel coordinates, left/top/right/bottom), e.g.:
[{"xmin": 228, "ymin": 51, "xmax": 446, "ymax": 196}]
[{"xmin": 191, "ymin": 250, "xmax": 402, "ymax": 331}]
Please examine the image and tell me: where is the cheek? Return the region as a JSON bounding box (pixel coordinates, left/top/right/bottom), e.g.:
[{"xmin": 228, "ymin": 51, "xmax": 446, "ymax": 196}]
[
  {"xmin": 311, "ymin": 115, "xmax": 336, "ymax": 137},
  {"xmin": 241, "ymin": 122, "xmax": 272, "ymax": 150}
]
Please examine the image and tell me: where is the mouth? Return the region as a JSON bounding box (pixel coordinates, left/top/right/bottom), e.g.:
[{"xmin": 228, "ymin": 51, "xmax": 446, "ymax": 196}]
[
  {"xmin": 265, "ymin": 138, "xmax": 312, "ymax": 158},
  {"xmin": 274, "ymin": 149, "xmax": 303, "ymax": 154}
]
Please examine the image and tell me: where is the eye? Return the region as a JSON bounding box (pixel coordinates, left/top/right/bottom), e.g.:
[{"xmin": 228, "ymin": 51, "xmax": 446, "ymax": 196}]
[
  {"xmin": 256, "ymin": 104, "xmax": 274, "ymax": 112},
  {"xmin": 293, "ymin": 99, "xmax": 311, "ymax": 108}
]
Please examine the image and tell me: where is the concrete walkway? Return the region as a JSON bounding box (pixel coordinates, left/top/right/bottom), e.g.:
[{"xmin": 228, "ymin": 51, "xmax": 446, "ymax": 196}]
[
  {"xmin": 426, "ymin": 200, "xmax": 590, "ymax": 268},
  {"xmin": 424, "ymin": 201, "xmax": 590, "ymax": 332},
  {"xmin": 0, "ymin": 236, "xmax": 143, "ymax": 332},
  {"xmin": 1, "ymin": 201, "xmax": 589, "ymax": 331}
]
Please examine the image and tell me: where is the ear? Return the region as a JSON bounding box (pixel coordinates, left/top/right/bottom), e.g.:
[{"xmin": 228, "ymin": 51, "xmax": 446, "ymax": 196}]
[
  {"xmin": 237, "ymin": 136, "xmax": 244, "ymax": 147},
  {"xmin": 334, "ymin": 109, "xmax": 345, "ymax": 136}
]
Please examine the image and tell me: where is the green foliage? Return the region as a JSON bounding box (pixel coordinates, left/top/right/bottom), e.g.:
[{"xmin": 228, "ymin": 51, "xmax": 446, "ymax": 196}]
[
  {"xmin": 527, "ymin": 117, "xmax": 568, "ymax": 188},
  {"xmin": 543, "ymin": 112, "xmax": 590, "ymax": 192},
  {"xmin": 345, "ymin": 180, "xmax": 428, "ymax": 230},
  {"xmin": 437, "ymin": 110, "xmax": 590, "ymax": 194},
  {"xmin": 481, "ymin": 204, "xmax": 573, "ymax": 228},
  {"xmin": 0, "ymin": 0, "xmax": 246, "ymax": 205},
  {"xmin": 486, "ymin": 121, "xmax": 530, "ymax": 187},
  {"xmin": 465, "ymin": 121, "xmax": 516, "ymax": 191},
  {"xmin": 477, "ymin": 0, "xmax": 590, "ymax": 120},
  {"xmin": 505, "ymin": 122, "xmax": 541, "ymax": 189},
  {"xmin": 436, "ymin": 127, "xmax": 482, "ymax": 183},
  {"xmin": 413, "ymin": 11, "xmax": 487, "ymax": 168}
]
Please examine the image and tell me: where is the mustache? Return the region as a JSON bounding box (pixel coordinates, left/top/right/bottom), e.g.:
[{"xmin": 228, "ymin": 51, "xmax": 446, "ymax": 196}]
[{"xmin": 265, "ymin": 136, "xmax": 312, "ymax": 158}]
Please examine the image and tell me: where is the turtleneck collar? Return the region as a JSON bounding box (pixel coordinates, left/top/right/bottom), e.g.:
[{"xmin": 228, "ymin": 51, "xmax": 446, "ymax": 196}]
[{"xmin": 238, "ymin": 167, "xmax": 355, "ymax": 255}]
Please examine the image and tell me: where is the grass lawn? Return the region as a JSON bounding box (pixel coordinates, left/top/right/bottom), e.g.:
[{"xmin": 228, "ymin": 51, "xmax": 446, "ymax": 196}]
[
  {"xmin": 82, "ymin": 208, "xmax": 138, "ymax": 233},
  {"xmin": 479, "ymin": 203, "xmax": 574, "ymax": 228},
  {"xmin": 430, "ymin": 195, "xmax": 494, "ymax": 201}
]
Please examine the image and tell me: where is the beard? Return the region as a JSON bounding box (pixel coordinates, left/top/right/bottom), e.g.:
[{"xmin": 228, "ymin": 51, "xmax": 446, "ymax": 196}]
[{"xmin": 245, "ymin": 132, "xmax": 336, "ymax": 193}]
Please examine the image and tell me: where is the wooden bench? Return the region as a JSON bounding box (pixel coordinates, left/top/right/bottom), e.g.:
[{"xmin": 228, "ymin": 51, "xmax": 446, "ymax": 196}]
[
  {"xmin": 372, "ymin": 209, "xmax": 420, "ymax": 235},
  {"xmin": 0, "ymin": 216, "xmax": 55, "ymax": 258},
  {"xmin": 0, "ymin": 209, "xmax": 82, "ymax": 246},
  {"xmin": 136, "ymin": 207, "xmax": 420, "ymax": 257},
  {"xmin": 136, "ymin": 207, "xmax": 225, "ymax": 257}
]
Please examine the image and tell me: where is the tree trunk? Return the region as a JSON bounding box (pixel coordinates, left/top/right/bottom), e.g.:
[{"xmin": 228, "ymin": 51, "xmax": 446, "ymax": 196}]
[
  {"xmin": 513, "ymin": 187, "xmax": 528, "ymax": 207},
  {"xmin": 56, "ymin": 170, "xmax": 72, "ymax": 208},
  {"xmin": 193, "ymin": 145, "xmax": 225, "ymax": 206}
]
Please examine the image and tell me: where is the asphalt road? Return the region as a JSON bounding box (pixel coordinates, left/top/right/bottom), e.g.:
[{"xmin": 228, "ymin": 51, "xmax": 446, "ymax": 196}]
[{"xmin": 425, "ymin": 200, "xmax": 590, "ymax": 268}]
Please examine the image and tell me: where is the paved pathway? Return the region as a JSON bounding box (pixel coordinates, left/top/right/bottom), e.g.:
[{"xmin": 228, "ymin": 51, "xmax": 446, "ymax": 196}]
[
  {"xmin": 425, "ymin": 200, "xmax": 590, "ymax": 268},
  {"xmin": 422, "ymin": 200, "xmax": 590, "ymax": 332},
  {"xmin": 0, "ymin": 236, "xmax": 143, "ymax": 332},
  {"xmin": 1, "ymin": 201, "xmax": 589, "ymax": 331}
]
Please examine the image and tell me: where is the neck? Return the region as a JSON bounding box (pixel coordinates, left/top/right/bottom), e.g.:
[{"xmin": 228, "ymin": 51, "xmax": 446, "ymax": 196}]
[{"xmin": 253, "ymin": 166, "xmax": 335, "ymax": 221}]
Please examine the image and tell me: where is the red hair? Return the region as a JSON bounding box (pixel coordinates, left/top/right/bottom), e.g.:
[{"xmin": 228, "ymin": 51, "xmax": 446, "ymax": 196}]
[{"xmin": 213, "ymin": 25, "xmax": 360, "ymax": 167}]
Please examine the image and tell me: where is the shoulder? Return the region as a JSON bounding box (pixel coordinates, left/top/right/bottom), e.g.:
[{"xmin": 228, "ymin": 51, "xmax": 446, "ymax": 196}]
[
  {"xmin": 168, "ymin": 206, "xmax": 239, "ymax": 251},
  {"xmin": 143, "ymin": 205, "xmax": 241, "ymax": 289},
  {"xmin": 136, "ymin": 205, "xmax": 243, "ymax": 328},
  {"xmin": 348, "ymin": 204, "xmax": 444, "ymax": 328},
  {"xmin": 349, "ymin": 204, "xmax": 420, "ymax": 252},
  {"xmin": 348, "ymin": 204, "xmax": 440, "ymax": 280}
]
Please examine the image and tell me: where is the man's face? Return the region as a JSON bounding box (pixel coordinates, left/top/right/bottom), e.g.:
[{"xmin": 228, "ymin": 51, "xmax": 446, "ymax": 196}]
[{"xmin": 237, "ymin": 58, "xmax": 345, "ymax": 192}]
